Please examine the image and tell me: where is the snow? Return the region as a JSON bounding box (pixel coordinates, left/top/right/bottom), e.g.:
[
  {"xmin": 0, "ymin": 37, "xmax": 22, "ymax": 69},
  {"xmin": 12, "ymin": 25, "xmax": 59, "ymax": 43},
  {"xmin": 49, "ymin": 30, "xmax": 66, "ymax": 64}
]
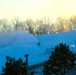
[
  {"xmin": 0, "ymin": 31, "xmax": 39, "ymax": 48},
  {"xmin": 0, "ymin": 31, "xmax": 49, "ymax": 74},
  {"xmin": 36, "ymin": 30, "xmax": 76, "ymax": 52},
  {"xmin": 0, "ymin": 45, "xmax": 49, "ymax": 74},
  {"xmin": 0, "ymin": 30, "xmax": 76, "ymax": 74}
]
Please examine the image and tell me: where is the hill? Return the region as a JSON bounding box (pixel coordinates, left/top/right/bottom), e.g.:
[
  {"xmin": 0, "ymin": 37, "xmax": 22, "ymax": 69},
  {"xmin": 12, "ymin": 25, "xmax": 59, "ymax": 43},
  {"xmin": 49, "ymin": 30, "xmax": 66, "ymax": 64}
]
[
  {"xmin": 36, "ymin": 30, "xmax": 76, "ymax": 52},
  {"xmin": 0, "ymin": 31, "xmax": 39, "ymax": 48},
  {"xmin": 0, "ymin": 30, "xmax": 76, "ymax": 74}
]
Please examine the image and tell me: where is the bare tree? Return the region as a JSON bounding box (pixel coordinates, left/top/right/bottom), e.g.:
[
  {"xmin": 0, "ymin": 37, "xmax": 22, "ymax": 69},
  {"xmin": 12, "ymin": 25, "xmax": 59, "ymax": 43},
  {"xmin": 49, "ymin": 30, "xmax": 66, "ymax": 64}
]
[{"xmin": 70, "ymin": 15, "xmax": 76, "ymax": 30}]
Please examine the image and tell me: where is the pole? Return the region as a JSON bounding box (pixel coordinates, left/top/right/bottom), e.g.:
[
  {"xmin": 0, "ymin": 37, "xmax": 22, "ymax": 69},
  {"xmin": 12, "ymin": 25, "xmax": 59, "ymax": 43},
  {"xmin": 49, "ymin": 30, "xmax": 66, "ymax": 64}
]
[{"xmin": 24, "ymin": 54, "xmax": 29, "ymax": 75}]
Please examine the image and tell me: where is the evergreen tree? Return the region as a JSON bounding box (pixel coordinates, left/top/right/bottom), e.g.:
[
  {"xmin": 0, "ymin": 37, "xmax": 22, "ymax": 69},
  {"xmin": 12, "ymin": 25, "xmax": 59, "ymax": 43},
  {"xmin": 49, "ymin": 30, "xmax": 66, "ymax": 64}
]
[
  {"xmin": 2, "ymin": 56, "xmax": 27, "ymax": 75},
  {"xmin": 43, "ymin": 43, "xmax": 76, "ymax": 75}
]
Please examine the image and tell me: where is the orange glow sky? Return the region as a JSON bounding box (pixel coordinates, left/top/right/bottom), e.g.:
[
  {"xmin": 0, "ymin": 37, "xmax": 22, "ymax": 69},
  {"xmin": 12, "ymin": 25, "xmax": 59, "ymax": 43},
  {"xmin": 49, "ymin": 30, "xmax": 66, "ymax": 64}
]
[{"xmin": 0, "ymin": 0, "xmax": 76, "ymax": 20}]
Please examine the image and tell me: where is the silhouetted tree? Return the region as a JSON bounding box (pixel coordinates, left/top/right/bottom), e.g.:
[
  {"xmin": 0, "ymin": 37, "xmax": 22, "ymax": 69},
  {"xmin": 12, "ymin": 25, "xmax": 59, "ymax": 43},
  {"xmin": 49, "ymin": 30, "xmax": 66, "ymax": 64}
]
[
  {"xmin": 2, "ymin": 56, "xmax": 27, "ymax": 75},
  {"xmin": 43, "ymin": 43, "xmax": 75, "ymax": 75}
]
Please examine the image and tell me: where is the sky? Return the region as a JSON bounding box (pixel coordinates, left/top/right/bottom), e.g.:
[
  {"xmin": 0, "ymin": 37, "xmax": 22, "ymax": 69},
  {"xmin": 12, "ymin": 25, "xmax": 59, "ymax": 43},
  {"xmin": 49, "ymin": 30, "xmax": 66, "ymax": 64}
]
[{"xmin": 0, "ymin": 0, "xmax": 76, "ymax": 20}]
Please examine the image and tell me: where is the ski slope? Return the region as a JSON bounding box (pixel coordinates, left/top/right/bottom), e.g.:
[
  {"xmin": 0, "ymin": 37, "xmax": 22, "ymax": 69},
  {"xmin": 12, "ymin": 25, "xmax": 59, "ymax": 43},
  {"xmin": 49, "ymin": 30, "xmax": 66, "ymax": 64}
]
[{"xmin": 0, "ymin": 30, "xmax": 76, "ymax": 74}]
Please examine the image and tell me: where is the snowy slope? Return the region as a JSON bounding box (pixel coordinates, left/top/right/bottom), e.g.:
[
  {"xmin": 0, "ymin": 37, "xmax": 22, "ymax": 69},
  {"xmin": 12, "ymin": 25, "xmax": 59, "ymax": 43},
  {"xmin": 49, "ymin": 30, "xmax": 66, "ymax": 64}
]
[
  {"xmin": 0, "ymin": 30, "xmax": 76, "ymax": 74},
  {"xmin": 0, "ymin": 45, "xmax": 49, "ymax": 73},
  {"xmin": 0, "ymin": 31, "xmax": 39, "ymax": 48},
  {"xmin": 0, "ymin": 31, "xmax": 49, "ymax": 74},
  {"xmin": 36, "ymin": 30, "xmax": 76, "ymax": 52}
]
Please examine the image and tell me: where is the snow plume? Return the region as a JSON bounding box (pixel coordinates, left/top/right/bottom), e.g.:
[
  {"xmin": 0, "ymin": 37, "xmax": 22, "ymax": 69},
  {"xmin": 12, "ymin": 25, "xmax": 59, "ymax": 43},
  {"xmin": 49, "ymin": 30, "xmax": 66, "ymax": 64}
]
[{"xmin": 0, "ymin": 30, "xmax": 39, "ymax": 48}]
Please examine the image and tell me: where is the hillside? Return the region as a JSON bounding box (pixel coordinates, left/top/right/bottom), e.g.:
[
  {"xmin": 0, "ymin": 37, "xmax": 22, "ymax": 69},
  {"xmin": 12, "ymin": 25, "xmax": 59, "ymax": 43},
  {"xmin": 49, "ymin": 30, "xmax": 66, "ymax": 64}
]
[
  {"xmin": 0, "ymin": 31, "xmax": 49, "ymax": 73},
  {"xmin": 0, "ymin": 31, "xmax": 39, "ymax": 48},
  {"xmin": 36, "ymin": 30, "xmax": 76, "ymax": 52},
  {"xmin": 0, "ymin": 30, "xmax": 76, "ymax": 74}
]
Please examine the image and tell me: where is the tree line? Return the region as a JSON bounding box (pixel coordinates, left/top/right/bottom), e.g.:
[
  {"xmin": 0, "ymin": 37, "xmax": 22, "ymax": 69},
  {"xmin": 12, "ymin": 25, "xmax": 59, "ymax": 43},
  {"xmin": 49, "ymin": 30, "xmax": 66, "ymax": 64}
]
[{"xmin": 0, "ymin": 15, "xmax": 76, "ymax": 35}]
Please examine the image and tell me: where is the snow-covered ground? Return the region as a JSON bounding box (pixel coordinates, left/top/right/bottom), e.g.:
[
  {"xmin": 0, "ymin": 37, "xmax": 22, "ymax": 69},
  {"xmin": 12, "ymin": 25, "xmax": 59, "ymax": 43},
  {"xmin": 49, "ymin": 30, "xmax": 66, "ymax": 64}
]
[
  {"xmin": 0, "ymin": 30, "xmax": 76, "ymax": 74},
  {"xmin": 36, "ymin": 30, "xmax": 76, "ymax": 52},
  {"xmin": 0, "ymin": 31, "xmax": 49, "ymax": 74},
  {"xmin": 0, "ymin": 31, "xmax": 39, "ymax": 48}
]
